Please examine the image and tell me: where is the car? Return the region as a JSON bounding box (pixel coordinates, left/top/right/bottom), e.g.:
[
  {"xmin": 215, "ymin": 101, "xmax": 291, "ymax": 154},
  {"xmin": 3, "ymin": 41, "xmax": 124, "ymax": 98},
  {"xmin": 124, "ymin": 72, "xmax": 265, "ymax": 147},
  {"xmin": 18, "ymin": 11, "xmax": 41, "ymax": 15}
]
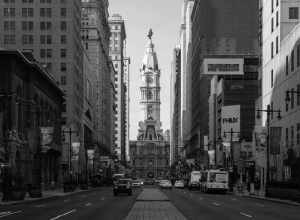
[
  {"xmin": 132, "ymin": 179, "xmax": 142, "ymax": 188},
  {"xmin": 174, "ymin": 180, "xmax": 185, "ymax": 189},
  {"xmin": 113, "ymin": 179, "xmax": 132, "ymax": 196},
  {"xmin": 144, "ymin": 178, "xmax": 155, "ymax": 185},
  {"xmin": 160, "ymin": 180, "xmax": 172, "ymax": 189}
]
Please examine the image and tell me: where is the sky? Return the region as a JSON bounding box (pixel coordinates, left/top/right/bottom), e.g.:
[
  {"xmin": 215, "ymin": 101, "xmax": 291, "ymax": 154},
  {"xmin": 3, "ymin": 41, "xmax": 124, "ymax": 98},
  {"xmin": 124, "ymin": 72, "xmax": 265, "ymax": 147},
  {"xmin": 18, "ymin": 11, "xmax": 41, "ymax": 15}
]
[{"xmin": 109, "ymin": 0, "xmax": 183, "ymax": 140}]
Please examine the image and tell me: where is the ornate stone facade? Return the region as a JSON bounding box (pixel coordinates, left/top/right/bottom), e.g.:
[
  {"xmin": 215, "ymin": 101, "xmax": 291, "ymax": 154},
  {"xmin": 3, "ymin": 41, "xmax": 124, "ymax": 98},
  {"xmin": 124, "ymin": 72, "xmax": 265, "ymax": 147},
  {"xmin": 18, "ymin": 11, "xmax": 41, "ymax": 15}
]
[{"xmin": 130, "ymin": 31, "xmax": 170, "ymax": 179}]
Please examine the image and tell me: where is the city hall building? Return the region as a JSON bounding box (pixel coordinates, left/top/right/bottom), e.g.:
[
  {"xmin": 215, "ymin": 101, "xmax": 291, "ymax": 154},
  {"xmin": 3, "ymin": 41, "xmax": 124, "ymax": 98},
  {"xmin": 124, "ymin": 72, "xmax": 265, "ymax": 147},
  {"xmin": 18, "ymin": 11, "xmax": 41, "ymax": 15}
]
[{"xmin": 129, "ymin": 31, "xmax": 170, "ymax": 179}]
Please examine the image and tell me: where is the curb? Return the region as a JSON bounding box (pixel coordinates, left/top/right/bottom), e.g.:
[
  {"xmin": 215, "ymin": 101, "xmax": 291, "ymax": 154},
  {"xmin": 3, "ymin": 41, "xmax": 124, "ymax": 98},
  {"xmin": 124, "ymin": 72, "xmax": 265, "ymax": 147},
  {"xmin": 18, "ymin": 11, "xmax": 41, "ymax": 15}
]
[
  {"xmin": 241, "ymin": 195, "xmax": 300, "ymax": 206},
  {"xmin": 0, "ymin": 187, "xmax": 102, "ymax": 206}
]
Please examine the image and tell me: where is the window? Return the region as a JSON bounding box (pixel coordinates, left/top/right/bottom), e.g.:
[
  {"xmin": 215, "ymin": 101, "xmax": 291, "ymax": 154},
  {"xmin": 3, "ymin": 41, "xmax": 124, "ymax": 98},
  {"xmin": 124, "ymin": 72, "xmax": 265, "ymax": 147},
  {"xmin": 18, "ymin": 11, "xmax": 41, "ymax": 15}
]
[
  {"xmin": 291, "ymin": 88, "xmax": 295, "ymax": 109},
  {"xmin": 276, "ymin": 36, "xmax": 279, "ymax": 54},
  {"xmin": 271, "ymin": 17, "xmax": 274, "ymax": 32},
  {"xmin": 60, "ymin": 49, "xmax": 66, "ymax": 58},
  {"xmin": 40, "ymin": 8, "xmax": 51, "ymax": 17},
  {"xmin": 271, "ymin": 69, "xmax": 274, "ymax": 88},
  {"xmin": 286, "ymin": 90, "xmax": 289, "ymax": 112},
  {"xmin": 271, "ymin": 102, "xmax": 274, "ymax": 119},
  {"xmin": 271, "ymin": 0, "xmax": 274, "ymax": 13},
  {"xmin": 289, "ymin": 7, "xmax": 299, "ymax": 19},
  {"xmin": 22, "ymin": 0, "xmax": 34, "ymax": 3},
  {"xmin": 4, "ymin": 35, "xmax": 15, "ymax": 44},
  {"xmin": 61, "ymin": 35, "xmax": 67, "ymax": 44},
  {"xmin": 60, "ymin": 8, "xmax": 66, "ymax": 17},
  {"xmin": 43, "ymin": 49, "xmax": 52, "ymax": 58},
  {"xmin": 271, "ymin": 42, "xmax": 274, "ymax": 59},
  {"xmin": 291, "ymin": 50, "xmax": 295, "ymax": 72},
  {"xmin": 297, "ymin": 123, "xmax": 300, "ymax": 145},
  {"xmin": 4, "ymin": 8, "xmax": 15, "ymax": 17},
  {"xmin": 40, "ymin": 49, "xmax": 45, "ymax": 58},
  {"xmin": 60, "ymin": 21, "xmax": 67, "ymax": 31},
  {"xmin": 40, "ymin": 21, "xmax": 51, "ymax": 30},
  {"xmin": 4, "ymin": 21, "xmax": 15, "ymax": 31},
  {"xmin": 297, "ymin": 84, "xmax": 300, "ymax": 106},
  {"xmin": 61, "ymin": 76, "xmax": 66, "ymax": 85},
  {"xmin": 286, "ymin": 127, "xmax": 289, "ymax": 148},
  {"xmin": 22, "ymin": 8, "xmax": 34, "ymax": 17},
  {"xmin": 286, "ymin": 56, "xmax": 289, "ymax": 75},
  {"xmin": 297, "ymin": 45, "xmax": 300, "ymax": 67},
  {"xmin": 276, "ymin": 11, "xmax": 279, "ymax": 26},
  {"xmin": 291, "ymin": 126, "xmax": 294, "ymax": 147},
  {"xmin": 276, "ymin": 0, "xmax": 279, "ymax": 6},
  {"xmin": 22, "ymin": 21, "xmax": 34, "ymax": 31},
  {"xmin": 22, "ymin": 35, "xmax": 33, "ymax": 44},
  {"xmin": 60, "ymin": 63, "xmax": 67, "ymax": 72}
]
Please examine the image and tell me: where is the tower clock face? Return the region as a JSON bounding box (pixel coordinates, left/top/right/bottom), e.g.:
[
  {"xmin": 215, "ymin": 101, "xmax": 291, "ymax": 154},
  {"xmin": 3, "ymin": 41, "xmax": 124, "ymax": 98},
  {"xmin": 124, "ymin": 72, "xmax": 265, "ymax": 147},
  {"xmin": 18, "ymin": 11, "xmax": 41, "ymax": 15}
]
[{"xmin": 146, "ymin": 75, "xmax": 153, "ymax": 84}]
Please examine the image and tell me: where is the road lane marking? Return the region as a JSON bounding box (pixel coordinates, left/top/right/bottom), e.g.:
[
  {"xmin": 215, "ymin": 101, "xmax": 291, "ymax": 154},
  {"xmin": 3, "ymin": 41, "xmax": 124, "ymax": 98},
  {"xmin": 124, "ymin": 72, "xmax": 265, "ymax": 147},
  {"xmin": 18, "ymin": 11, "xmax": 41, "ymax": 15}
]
[
  {"xmin": 34, "ymin": 204, "xmax": 46, "ymax": 208},
  {"xmin": 81, "ymin": 195, "xmax": 87, "ymax": 198},
  {"xmin": 199, "ymin": 197, "xmax": 203, "ymax": 200},
  {"xmin": 50, "ymin": 209, "xmax": 76, "ymax": 220},
  {"xmin": 0, "ymin": 211, "xmax": 22, "ymax": 218},
  {"xmin": 63, "ymin": 199, "xmax": 70, "ymax": 202},
  {"xmin": 100, "ymin": 197, "xmax": 105, "ymax": 201},
  {"xmin": 85, "ymin": 203, "xmax": 92, "ymax": 207},
  {"xmin": 212, "ymin": 202, "xmax": 221, "ymax": 206},
  {"xmin": 231, "ymin": 198, "xmax": 237, "ymax": 201},
  {"xmin": 255, "ymin": 203, "xmax": 265, "ymax": 207},
  {"xmin": 240, "ymin": 212, "xmax": 253, "ymax": 218}
]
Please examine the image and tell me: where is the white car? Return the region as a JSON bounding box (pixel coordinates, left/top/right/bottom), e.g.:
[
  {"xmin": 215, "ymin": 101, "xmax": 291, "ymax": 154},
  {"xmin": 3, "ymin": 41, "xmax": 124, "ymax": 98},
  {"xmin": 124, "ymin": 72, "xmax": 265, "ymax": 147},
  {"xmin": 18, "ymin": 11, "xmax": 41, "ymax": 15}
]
[
  {"xmin": 132, "ymin": 179, "xmax": 141, "ymax": 187},
  {"xmin": 160, "ymin": 180, "xmax": 172, "ymax": 189},
  {"xmin": 174, "ymin": 180, "xmax": 185, "ymax": 188}
]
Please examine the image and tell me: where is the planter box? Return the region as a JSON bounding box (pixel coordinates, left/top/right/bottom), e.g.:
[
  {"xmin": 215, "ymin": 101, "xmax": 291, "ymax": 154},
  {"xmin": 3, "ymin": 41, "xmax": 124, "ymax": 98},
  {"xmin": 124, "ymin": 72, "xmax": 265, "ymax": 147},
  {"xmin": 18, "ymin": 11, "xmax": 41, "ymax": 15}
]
[{"xmin": 29, "ymin": 189, "xmax": 42, "ymax": 198}]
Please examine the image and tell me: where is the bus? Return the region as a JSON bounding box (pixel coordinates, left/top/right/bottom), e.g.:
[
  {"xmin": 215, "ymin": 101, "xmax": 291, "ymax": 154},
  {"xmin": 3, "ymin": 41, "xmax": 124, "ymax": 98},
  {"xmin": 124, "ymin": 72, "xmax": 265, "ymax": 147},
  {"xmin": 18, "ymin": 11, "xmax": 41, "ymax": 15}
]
[
  {"xmin": 200, "ymin": 169, "xmax": 229, "ymax": 193},
  {"xmin": 188, "ymin": 171, "xmax": 202, "ymax": 190}
]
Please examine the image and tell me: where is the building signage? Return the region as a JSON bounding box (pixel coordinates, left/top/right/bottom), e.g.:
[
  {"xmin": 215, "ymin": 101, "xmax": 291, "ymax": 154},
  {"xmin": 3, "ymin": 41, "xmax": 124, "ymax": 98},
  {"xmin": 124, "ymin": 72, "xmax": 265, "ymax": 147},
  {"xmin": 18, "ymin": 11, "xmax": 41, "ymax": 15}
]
[
  {"xmin": 203, "ymin": 58, "xmax": 244, "ymax": 75},
  {"xmin": 40, "ymin": 127, "xmax": 54, "ymax": 153},
  {"xmin": 221, "ymin": 105, "xmax": 240, "ymax": 142}
]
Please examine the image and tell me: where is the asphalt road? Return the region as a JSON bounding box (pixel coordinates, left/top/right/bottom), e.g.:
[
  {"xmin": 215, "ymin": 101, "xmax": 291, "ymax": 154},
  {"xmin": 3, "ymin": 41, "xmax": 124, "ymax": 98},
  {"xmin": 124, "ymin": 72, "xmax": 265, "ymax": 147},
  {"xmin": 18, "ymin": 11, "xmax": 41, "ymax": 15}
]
[
  {"xmin": 0, "ymin": 187, "xmax": 141, "ymax": 220},
  {"xmin": 1, "ymin": 186, "xmax": 300, "ymax": 220},
  {"xmin": 163, "ymin": 188, "xmax": 300, "ymax": 220}
]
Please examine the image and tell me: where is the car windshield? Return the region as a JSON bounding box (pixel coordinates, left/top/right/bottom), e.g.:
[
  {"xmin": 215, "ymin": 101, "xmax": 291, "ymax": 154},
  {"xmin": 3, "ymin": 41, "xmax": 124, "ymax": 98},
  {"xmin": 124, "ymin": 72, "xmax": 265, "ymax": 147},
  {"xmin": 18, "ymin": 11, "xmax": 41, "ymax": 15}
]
[{"xmin": 118, "ymin": 180, "xmax": 130, "ymax": 184}]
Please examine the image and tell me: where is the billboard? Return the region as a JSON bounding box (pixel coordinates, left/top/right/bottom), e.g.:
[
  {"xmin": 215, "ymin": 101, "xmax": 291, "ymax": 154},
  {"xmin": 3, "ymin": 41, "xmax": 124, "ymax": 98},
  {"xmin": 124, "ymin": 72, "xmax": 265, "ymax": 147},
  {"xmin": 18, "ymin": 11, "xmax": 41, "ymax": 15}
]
[
  {"xmin": 40, "ymin": 127, "xmax": 54, "ymax": 153},
  {"xmin": 203, "ymin": 58, "xmax": 244, "ymax": 75},
  {"xmin": 71, "ymin": 142, "xmax": 80, "ymax": 161},
  {"xmin": 221, "ymin": 105, "xmax": 240, "ymax": 142}
]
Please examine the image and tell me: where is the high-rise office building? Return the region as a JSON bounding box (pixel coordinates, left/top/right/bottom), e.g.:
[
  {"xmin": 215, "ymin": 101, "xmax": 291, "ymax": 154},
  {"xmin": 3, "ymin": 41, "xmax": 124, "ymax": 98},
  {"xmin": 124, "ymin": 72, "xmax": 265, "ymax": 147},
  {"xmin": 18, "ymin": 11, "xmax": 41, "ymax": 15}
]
[
  {"xmin": 109, "ymin": 14, "xmax": 130, "ymax": 163},
  {"xmin": 0, "ymin": 0, "xmax": 84, "ymax": 166},
  {"xmin": 81, "ymin": 0, "xmax": 114, "ymax": 155},
  {"xmin": 260, "ymin": 0, "xmax": 300, "ymax": 181}
]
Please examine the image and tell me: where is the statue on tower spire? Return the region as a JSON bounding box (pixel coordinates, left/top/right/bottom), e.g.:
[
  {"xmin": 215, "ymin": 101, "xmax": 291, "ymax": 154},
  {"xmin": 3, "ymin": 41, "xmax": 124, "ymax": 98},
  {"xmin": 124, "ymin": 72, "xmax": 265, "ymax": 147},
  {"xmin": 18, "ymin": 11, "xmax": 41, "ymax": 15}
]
[{"xmin": 147, "ymin": 28, "xmax": 153, "ymax": 40}]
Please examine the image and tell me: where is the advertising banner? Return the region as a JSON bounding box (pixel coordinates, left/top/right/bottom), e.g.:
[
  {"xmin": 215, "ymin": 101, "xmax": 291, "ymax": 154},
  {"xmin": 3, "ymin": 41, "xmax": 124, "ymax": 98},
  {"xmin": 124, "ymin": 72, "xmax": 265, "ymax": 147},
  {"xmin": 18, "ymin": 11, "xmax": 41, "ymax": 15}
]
[
  {"xmin": 204, "ymin": 136, "xmax": 208, "ymax": 151},
  {"xmin": 40, "ymin": 127, "xmax": 54, "ymax": 153},
  {"xmin": 270, "ymin": 127, "xmax": 282, "ymax": 155},
  {"xmin": 221, "ymin": 105, "xmax": 240, "ymax": 142},
  {"xmin": 203, "ymin": 58, "xmax": 244, "ymax": 75},
  {"xmin": 208, "ymin": 150, "xmax": 215, "ymax": 166},
  {"xmin": 71, "ymin": 142, "xmax": 80, "ymax": 161}
]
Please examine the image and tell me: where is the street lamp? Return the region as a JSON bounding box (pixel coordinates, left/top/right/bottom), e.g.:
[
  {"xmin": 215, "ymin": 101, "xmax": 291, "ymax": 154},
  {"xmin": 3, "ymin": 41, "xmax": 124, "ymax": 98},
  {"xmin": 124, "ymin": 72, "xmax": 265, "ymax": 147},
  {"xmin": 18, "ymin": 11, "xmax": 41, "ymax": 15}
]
[{"xmin": 256, "ymin": 104, "xmax": 281, "ymax": 189}]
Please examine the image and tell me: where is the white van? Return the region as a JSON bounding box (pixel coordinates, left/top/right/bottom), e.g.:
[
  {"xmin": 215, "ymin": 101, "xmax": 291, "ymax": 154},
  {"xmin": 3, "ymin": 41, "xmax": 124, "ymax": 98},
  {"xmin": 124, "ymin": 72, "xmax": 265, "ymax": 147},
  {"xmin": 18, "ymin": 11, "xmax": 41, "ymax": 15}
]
[
  {"xmin": 188, "ymin": 171, "xmax": 201, "ymax": 190},
  {"xmin": 200, "ymin": 169, "xmax": 229, "ymax": 193}
]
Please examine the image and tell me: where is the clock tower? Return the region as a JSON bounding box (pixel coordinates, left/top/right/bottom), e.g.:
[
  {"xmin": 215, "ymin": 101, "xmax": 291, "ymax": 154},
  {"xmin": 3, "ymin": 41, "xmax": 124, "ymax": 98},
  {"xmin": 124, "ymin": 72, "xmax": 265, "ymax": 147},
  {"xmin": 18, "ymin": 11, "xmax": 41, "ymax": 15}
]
[
  {"xmin": 140, "ymin": 29, "xmax": 161, "ymax": 123},
  {"xmin": 130, "ymin": 29, "xmax": 170, "ymax": 179}
]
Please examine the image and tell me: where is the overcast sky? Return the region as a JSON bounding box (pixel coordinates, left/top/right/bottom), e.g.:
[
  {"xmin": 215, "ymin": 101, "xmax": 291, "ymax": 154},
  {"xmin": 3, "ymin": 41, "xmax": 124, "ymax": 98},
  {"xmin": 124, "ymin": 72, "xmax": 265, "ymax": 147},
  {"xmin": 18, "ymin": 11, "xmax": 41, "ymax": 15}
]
[{"xmin": 109, "ymin": 0, "xmax": 182, "ymax": 140}]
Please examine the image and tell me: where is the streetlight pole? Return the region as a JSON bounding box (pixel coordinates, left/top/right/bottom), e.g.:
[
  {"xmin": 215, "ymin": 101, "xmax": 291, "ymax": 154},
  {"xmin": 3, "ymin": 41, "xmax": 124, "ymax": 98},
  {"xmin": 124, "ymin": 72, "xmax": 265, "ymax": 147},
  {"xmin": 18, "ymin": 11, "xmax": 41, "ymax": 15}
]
[
  {"xmin": 256, "ymin": 104, "xmax": 281, "ymax": 189},
  {"xmin": 62, "ymin": 128, "xmax": 78, "ymax": 176}
]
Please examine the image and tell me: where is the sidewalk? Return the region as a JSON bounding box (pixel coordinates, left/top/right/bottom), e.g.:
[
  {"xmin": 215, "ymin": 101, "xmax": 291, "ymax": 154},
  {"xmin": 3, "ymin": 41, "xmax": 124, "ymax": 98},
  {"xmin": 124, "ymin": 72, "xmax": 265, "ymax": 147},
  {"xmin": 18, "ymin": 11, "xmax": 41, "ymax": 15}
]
[
  {"xmin": 234, "ymin": 189, "xmax": 300, "ymax": 206},
  {"xmin": 0, "ymin": 187, "xmax": 99, "ymax": 206}
]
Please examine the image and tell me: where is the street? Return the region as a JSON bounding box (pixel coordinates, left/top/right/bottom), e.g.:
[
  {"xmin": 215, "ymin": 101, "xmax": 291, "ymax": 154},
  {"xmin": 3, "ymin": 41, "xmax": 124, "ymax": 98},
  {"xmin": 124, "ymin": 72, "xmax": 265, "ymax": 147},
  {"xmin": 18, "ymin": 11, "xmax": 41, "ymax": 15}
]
[{"xmin": 0, "ymin": 187, "xmax": 300, "ymax": 220}]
